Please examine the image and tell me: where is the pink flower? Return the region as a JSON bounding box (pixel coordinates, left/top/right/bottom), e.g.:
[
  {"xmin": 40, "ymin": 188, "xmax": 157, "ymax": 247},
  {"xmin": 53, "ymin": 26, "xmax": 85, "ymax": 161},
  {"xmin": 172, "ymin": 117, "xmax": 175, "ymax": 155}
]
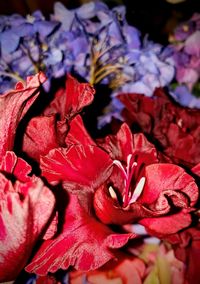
[
  {"xmin": 0, "ymin": 73, "xmax": 56, "ymax": 281},
  {"xmin": 137, "ymin": 242, "xmax": 185, "ymax": 284},
  {"xmin": 69, "ymin": 253, "xmax": 145, "ymax": 284},
  {"xmin": 0, "ymin": 152, "xmax": 55, "ymax": 282}
]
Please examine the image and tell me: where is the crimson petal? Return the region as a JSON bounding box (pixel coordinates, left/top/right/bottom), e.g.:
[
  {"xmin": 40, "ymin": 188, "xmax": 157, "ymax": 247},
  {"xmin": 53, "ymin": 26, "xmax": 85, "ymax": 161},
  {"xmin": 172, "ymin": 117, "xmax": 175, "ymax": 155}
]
[
  {"xmin": 94, "ymin": 184, "xmax": 170, "ymax": 225},
  {"xmin": 40, "ymin": 145, "xmax": 113, "ymax": 191},
  {"xmin": 26, "ymin": 194, "xmax": 134, "ymax": 275},
  {"xmin": 65, "ymin": 115, "xmax": 95, "ymax": 146},
  {"xmin": 139, "ymin": 164, "xmax": 198, "ymax": 206},
  {"xmin": 99, "ymin": 123, "xmax": 158, "ymax": 163},
  {"xmin": 138, "ymin": 163, "xmax": 198, "ymax": 235},
  {"xmin": 43, "ymin": 74, "xmax": 95, "ymax": 120},
  {"xmin": 140, "ymin": 212, "xmax": 192, "ymax": 237}
]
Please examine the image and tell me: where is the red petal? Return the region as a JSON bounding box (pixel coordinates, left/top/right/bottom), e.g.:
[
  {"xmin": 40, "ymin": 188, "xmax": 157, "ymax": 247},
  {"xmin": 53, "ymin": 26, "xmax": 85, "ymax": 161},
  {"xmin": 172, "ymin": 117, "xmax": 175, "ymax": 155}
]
[
  {"xmin": 40, "ymin": 145, "xmax": 112, "ymax": 190},
  {"xmin": 44, "ymin": 74, "xmax": 95, "ymax": 120},
  {"xmin": 139, "ymin": 164, "xmax": 198, "ymax": 206},
  {"xmin": 140, "ymin": 212, "xmax": 192, "ymax": 236},
  {"xmin": 65, "ymin": 115, "xmax": 95, "ymax": 146},
  {"xmin": 0, "ymin": 151, "xmax": 32, "ymax": 182},
  {"xmin": 192, "ymin": 163, "xmax": 200, "ymax": 176},
  {"xmin": 94, "ymin": 184, "xmax": 171, "ymax": 225},
  {"xmin": 137, "ymin": 164, "xmax": 198, "ymax": 236},
  {"xmin": 186, "ymin": 240, "xmax": 200, "ymax": 284},
  {"xmin": 0, "ymin": 172, "xmax": 55, "ymax": 281},
  {"xmin": 167, "ymin": 226, "xmax": 200, "ymax": 284},
  {"xmin": 117, "ymin": 89, "xmax": 200, "ymax": 167},
  {"xmin": 101, "ymin": 123, "xmax": 134, "ymax": 160},
  {"xmin": 23, "ymin": 115, "xmax": 60, "ymax": 161},
  {"xmin": 100, "ymin": 123, "xmax": 158, "ymax": 164},
  {"xmin": 26, "ymin": 194, "xmax": 133, "ymax": 275},
  {"xmin": 0, "ymin": 72, "xmax": 46, "ymax": 157}
]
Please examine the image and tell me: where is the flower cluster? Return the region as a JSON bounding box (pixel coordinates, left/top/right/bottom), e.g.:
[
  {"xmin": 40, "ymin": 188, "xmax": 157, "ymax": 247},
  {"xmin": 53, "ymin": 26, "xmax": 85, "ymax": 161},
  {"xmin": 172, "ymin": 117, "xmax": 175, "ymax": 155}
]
[
  {"xmin": 0, "ymin": 73, "xmax": 200, "ymax": 284},
  {"xmin": 97, "ymin": 12, "xmax": 200, "ymax": 127},
  {"xmin": 0, "ymin": 1, "xmax": 174, "ymax": 96},
  {"xmin": 168, "ymin": 13, "xmax": 200, "ymax": 108}
]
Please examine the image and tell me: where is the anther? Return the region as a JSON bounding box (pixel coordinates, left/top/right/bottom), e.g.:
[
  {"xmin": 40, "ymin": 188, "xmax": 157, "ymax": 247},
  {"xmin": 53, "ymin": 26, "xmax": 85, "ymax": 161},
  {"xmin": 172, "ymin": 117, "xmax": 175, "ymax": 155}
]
[{"xmin": 108, "ymin": 186, "xmax": 118, "ymax": 200}]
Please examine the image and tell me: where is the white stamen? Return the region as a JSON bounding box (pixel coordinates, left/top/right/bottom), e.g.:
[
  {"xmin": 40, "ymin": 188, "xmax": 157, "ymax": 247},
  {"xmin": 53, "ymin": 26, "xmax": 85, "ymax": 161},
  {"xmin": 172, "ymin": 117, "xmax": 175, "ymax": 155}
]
[
  {"xmin": 113, "ymin": 160, "xmax": 127, "ymax": 178},
  {"xmin": 129, "ymin": 177, "xmax": 146, "ymax": 203},
  {"xmin": 177, "ymin": 118, "xmax": 183, "ymax": 128},
  {"xmin": 126, "ymin": 154, "xmax": 133, "ymax": 170},
  {"xmin": 108, "ymin": 186, "xmax": 118, "ymax": 200},
  {"xmin": 131, "ymin": 162, "xmax": 137, "ymax": 169}
]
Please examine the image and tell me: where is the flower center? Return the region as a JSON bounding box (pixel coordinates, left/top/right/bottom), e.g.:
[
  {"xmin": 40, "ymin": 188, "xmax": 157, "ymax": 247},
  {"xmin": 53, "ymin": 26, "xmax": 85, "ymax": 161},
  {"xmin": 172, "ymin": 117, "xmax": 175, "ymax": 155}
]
[{"xmin": 112, "ymin": 154, "xmax": 145, "ymax": 207}]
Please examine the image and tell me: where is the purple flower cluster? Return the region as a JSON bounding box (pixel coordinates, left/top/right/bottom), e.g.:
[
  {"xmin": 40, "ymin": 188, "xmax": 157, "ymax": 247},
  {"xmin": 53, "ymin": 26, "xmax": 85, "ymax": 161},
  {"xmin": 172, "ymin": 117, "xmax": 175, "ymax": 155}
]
[
  {"xmin": 0, "ymin": 11, "xmax": 60, "ymax": 92},
  {"xmin": 0, "ymin": 1, "xmax": 174, "ymax": 96},
  {"xmin": 169, "ymin": 13, "xmax": 200, "ymax": 107},
  {"xmin": 98, "ymin": 12, "xmax": 200, "ymax": 127}
]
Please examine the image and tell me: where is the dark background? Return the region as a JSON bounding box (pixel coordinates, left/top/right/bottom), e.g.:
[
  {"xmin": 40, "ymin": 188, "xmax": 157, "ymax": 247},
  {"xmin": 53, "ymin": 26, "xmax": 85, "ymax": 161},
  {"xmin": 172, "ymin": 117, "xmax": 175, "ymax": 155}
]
[{"xmin": 0, "ymin": 0, "xmax": 199, "ymax": 44}]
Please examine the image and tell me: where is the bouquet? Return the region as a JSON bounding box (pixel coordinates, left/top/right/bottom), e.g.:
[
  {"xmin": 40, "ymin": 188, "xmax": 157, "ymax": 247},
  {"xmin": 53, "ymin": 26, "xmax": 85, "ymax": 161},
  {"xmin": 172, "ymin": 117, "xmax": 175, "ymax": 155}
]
[{"xmin": 0, "ymin": 2, "xmax": 199, "ymax": 284}]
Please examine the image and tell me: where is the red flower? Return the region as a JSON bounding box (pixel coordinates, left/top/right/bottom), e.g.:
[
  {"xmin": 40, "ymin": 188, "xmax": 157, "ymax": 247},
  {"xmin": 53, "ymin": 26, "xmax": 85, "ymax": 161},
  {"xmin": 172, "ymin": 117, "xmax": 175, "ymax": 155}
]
[
  {"xmin": 0, "ymin": 72, "xmax": 46, "ymax": 158},
  {"xmin": 26, "ymin": 193, "xmax": 134, "ymax": 275},
  {"xmin": 93, "ymin": 124, "xmax": 198, "ymax": 237},
  {"xmin": 0, "ymin": 151, "xmax": 55, "ymax": 282},
  {"xmin": 117, "ymin": 88, "xmax": 200, "ymax": 167},
  {"xmin": 22, "ymin": 75, "xmax": 95, "ymax": 161},
  {"xmin": 25, "ymin": 118, "xmax": 134, "ymax": 275},
  {"xmin": 26, "ymin": 119, "xmax": 198, "ymax": 275}
]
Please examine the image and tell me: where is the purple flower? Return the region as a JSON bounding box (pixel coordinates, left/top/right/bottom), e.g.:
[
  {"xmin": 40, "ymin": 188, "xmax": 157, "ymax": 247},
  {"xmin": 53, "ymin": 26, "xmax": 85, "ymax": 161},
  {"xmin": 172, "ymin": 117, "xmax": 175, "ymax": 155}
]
[
  {"xmin": 169, "ymin": 13, "xmax": 200, "ymax": 92},
  {"xmin": 170, "ymin": 85, "xmax": 200, "ymax": 108}
]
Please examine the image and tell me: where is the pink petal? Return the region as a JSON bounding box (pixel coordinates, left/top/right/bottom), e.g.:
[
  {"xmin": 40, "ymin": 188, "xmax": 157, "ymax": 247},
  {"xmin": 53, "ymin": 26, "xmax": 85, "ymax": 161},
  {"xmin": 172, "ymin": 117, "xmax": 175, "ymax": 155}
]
[
  {"xmin": 185, "ymin": 30, "xmax": 200, "ymax": 57},
  {"xmin": 23, "ymin": 115, "xmax": 60, "ymax": 161},
  {"xmin": 0, "ymin": 151, "xmax": 32, "ymax": 182},
  {"xmin": 0, "ymin": 72, "xmax": 46, "ymax": 157},
  {"xmin": 84, "ymin": 255, "xmax": 145, "ymax": 284},
  {"xmin": 0, "ymin": 171, "xmax": 55, "ymax": 281},
  {"xmin": 26, "ymin": 194, "xmax": 133, "ymax": 275}
]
